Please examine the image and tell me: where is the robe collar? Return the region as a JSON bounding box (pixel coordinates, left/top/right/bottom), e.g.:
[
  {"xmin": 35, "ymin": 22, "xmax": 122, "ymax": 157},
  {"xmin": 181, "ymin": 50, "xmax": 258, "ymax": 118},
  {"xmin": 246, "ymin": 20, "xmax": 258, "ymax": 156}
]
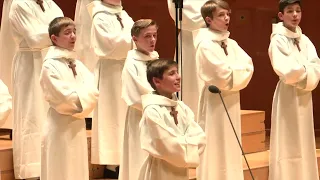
[
  {"xmin": 43, "ymin": 46, "xmax": 77, "ymax": 62},
  {"xmin": 142, "ymin": 92, "xmax": 178, "ymax": 110},
  {"xmin": 271, "ymin": 22, "xmax": 302, "ymax": 39},
  {"xmin": 193, "ymin": 28, "xmax": 230, "ymax": 48},
  {"xmin": 87, "ymin": 0, "xmax": 123, "ymax": 19},
  {"xmin": 130, "ymin": 49, "xmax": 159, "ymax": 62}
]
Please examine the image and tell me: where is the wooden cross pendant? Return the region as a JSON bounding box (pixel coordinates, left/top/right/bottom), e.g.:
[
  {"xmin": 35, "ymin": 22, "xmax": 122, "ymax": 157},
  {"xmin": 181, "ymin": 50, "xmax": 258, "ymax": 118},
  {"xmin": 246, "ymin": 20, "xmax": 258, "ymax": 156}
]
[
  {"xmin": 221, "ymin": 41, "xmax": 228, "ymax": 56},
  {"xmin": 116, "ymin": 14, "xmax": 124, "ymax": 29},
  {"xmin": 36, "ymin": 0, "xmax": 45, "ymax": 12},
  {"xmin": 68, "ymin": 61, "xmax": 77, "ymax": 77},
  {"xmin": 294, "ymin": 39, "xmax": 301, "ymax": 52},
  {"xmin": 170, "ymin": 107, "xmax": 178, "ymax": 125}
]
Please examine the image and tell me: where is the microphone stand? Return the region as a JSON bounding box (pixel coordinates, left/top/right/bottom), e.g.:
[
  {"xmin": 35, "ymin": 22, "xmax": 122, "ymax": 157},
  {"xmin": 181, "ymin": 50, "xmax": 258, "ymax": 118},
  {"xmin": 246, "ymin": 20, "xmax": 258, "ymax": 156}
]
[
  {"xmin": 173, "ymin": 0, "xmax": 183, "ymax": 100},
  {"xmin": 216, "ymin": 91, "xmax": 255, "ymax": 180}
]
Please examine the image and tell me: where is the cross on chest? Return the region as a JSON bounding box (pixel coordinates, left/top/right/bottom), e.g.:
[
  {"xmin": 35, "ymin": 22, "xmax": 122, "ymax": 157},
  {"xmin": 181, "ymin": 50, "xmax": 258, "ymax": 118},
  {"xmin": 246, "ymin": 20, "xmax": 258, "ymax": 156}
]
[
  {"xmin": 170, "ymin": 107, "xmax": 178, "ymax": 125},
  {"xmin": 116, "ymin": 14, "xmax": 124, "ymax": 29},
  {"xmin": 294, "ymin": 39, "xmax": 301, "ymax": 52},
  {"xmin": 36, "ymin": 0, "xmax": 45, "ymax": 12},
  {"xmin": 221, "ymin": 41, "xmax": 228, "ymax": 56},
  {"xmin": 68, "ymin": 61, "xmax": 77, "ymax": 77}
]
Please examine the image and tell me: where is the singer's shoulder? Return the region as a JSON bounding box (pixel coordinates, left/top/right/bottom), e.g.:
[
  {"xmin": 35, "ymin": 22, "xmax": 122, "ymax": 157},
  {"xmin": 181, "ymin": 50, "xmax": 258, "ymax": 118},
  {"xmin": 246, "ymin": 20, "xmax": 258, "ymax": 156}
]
[
  {"xmin": 225, "ymin": 38, "xmax": 238, "ymax": 45},
  {"xmin": 177, "ymin": 101, "xmax": 194, "ymax": 114}
]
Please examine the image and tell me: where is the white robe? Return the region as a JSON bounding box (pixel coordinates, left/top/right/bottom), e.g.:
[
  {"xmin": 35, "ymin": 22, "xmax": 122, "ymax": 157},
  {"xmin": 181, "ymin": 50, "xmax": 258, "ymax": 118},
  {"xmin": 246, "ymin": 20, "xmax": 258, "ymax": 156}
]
[
  {"xmin": 40, "ymin": 46, "xmax": 99, "ymax": 180},
  {"xmin": 193, "ymin": 28, "xmax": 254, "ymax": 180},
  {"xmin": 138, "ymin": 93, "xmax": 206, "ymax": 180},
  {"xmin": 0, "ymin": 0, "xmax": 15, "ymax": 129},
  {"xmin": 0, "ymin": 80, "xmax": 12, "ymax": 126},
  {"xmin": 88, "ymin": 0, "xmax": 134, "ymax": 165},
  {"xmin": 268, "ymin": 22, "xmax": 320, "ymax": 180},
  {"xmin": 74, "ymin": 0, "xmax": 98, "ymax": 72},
  {"xmin": 167, "ymin": 0, "xmax": 206, "ymax": 118},
  {"xmin": 119, "ymin": 49, "xmax": 158, "ymax": 180},
  {"xmin": 9, "ymin": 1, "xmax": 63, "ymax": 178}
]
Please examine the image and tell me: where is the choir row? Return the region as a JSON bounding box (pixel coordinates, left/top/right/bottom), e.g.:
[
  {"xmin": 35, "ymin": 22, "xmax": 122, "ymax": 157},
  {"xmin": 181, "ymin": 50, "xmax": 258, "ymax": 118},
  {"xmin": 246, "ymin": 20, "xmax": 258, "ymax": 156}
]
[{"xmin": 0, "ymin": 0, "xmax": 319, "ymax": 180}]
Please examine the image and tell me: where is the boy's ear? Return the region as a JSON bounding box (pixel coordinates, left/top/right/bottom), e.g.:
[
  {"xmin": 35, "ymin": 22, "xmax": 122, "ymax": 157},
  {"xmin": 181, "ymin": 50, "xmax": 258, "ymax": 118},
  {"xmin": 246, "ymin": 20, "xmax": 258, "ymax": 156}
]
[
  {"xmin": 51, "ymin": 34, "xmax": 58, "ymax": 45},
  {"xmin": 278, "ymin": 12, "xmax": 284, "ymax": 21},
  {"xmin": 152, "ymin": 77, "xmax": 161, "ymax": 88},
  {"xmin": 132, "ymin": 36, "xmax": 138, "ymax": 42},
  {"xmin": 205, "ymin": 16, "xmax": 212, "ymax": 25}
]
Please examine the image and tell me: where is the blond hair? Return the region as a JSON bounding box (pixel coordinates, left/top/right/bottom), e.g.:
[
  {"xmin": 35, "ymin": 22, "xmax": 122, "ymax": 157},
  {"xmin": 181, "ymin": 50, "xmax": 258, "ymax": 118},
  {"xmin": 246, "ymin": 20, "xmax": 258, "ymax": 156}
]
[{"xmin": 131, "ymin": 19, "xmax": 158, "ymax": 37}]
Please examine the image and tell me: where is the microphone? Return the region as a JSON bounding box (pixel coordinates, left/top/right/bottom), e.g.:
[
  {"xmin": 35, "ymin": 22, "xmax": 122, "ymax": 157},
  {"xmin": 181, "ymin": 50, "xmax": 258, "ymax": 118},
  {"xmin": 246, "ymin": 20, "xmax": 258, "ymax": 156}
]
[
  {"xmin": 208, "ymin": 85, "xmax": 221, "ymax": 93},
  {"xmin": 208, "ymin": 85, "xmax": 255, "ymax": 180}
]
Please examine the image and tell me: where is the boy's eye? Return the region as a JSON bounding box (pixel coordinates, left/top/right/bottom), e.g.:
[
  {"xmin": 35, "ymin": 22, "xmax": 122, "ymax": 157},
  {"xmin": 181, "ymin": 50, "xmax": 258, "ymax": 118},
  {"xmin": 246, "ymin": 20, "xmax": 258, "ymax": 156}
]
[{"xmin": 169, "ymin": 71, "xmax": 177, "ymax": 76}]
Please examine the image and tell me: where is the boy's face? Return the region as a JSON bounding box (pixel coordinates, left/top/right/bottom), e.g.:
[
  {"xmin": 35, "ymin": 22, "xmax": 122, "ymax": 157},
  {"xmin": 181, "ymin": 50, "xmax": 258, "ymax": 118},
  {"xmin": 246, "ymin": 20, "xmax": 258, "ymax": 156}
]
[
  {"xmin": 278, "ymin": 3, "xmax": 301, "ymax": 31},
  {"xmin": 51, "ymin": 25, "xmax": 76, "ymax": 51},
  {"xmin": 153, "ymin": 65, "xmax": 181, "ymax": 97},
  {"xmin": 133, "ymin": 25, "xmax": 157, "ymax": 54},
  {"xmin": 206, "ymin": 7, "xmax": 230, "ymax": 32}
]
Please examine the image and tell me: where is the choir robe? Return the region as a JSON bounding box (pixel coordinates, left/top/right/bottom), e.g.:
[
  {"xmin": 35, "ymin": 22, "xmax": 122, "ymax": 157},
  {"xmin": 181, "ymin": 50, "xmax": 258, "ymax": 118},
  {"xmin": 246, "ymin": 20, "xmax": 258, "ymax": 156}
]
[
  {"xmin": 193, "ymin": 28, "xmax": 254, "ymax": 180},
  {"xmin": 167, "ymin": 0, "xmax": 206, "ymax": 118},
  {"xmin": 119, "ymin": 49, "xmax": 158, "ymax": 180},
  {"xmin": 40, "ymin": 46, "xmax": 99, "ymax": 180},
  {"xmin": 138, "ymin": 93, "xmax": 206, "ymax": 180},
  {"xmin": 0, "ymin": 0, "xmax": 15, "ymax": 129},
  {"xmin": 268, "ymin": 22, "xmax": 320, "ymax": 180},
  {"xmin": 9, "ymin": 1, "xmax": 63, "ymax": 178},
  {"xmin": 74, "ymin": 0, "xmax": 97, "ymax": 72},
  {"xmin": 0, "ymin": 80, "xmax": 12, "ymax": 126},
  {"xmin": 88, "ymin": 0, "xmax": 134, "ymax": 165}
]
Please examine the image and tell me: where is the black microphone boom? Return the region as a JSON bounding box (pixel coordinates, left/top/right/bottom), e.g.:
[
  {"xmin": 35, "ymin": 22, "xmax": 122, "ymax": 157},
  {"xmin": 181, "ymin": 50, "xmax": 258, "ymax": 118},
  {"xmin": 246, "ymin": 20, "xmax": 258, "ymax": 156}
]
[
  {"xmin": 172, "ymin": 0, "xmax": 183, "ymax": 100},
  {"xmin": 208, "ymin": 85, "xmax": 255, "ymax": 180}
]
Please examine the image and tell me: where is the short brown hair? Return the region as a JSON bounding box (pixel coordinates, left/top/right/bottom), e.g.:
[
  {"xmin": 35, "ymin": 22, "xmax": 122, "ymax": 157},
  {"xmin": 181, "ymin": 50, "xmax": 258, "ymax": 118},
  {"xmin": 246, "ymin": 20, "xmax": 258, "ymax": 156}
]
[
  {"xmin": 49, "ymin": 17, "xmax": 75, "ymax": 38},
  {"xmin": 279, "ymin": 0, "xmax": 301, "ymax": 13},
  {"xmin": 201, "ymin": 0, "xmax": 230, "ymax": 27},
  {"xmin": 131, "ymin": 19, "xmax": 158, "ymax": 37},
  {"xmin": 147, "ymin": 59, "xmax": 177, "ymax": 90}
]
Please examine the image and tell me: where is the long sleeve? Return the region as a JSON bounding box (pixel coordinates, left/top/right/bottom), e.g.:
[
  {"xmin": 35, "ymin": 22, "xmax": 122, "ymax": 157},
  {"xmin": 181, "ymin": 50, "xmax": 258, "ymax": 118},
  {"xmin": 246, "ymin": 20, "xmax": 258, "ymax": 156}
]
[
  {"xmin": 0, "ymin": 80, "xmax": 12, "ymax": 126},
  {"xmin": 167, "ymin": 0, "xmax": 205, "ymax": 31},
  {"xmin": 91, "ymin": 11, "xmax": 133, "ymax": 60},
  {"xmin": 75, "ymin": 63, "xmax": 100, "ymax": 117},
  {"xmin": 269, "ymin": 34, "xmax": 307, "ymax": 85},
  {"xmin": 121, "ymin": 62, "xmax": 153, "ymax": 109},
  {"xmin": 182, "ymin": 103, "xmax": 206, "ymax": 155},
  {"xmin": 196, "ymin": 40, "xmax": 253, "ymax": 91},
  {"xmin": 231, "ymin": 41, "xmax": 254, "ymax": 90},
  {"xmin": 9, "ymin": 2, "xmax": 63, "ymax": 48},
  {"xmin": 40, "ymin": 62, "xmax": 98, "ymax": 119},
  {"xmin": 140, "ymin": 106, "xmax": 206, "ymax": 168},
  {"xmin": 296, "ymin": 37, "xmax": 320, "ymax": 91}
]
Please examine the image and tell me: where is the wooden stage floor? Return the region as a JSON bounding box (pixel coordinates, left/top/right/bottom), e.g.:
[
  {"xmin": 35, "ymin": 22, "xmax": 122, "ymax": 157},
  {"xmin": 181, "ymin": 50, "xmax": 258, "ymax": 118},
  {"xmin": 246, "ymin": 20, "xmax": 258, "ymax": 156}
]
[{"xmin": 1, "ymin": 132, "xmax": 320, "ymax": 180}]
